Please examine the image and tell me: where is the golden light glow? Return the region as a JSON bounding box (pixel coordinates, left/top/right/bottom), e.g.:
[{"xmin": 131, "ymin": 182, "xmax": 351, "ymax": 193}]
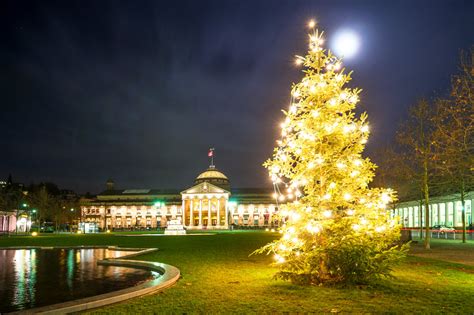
[
  {"xmin": 349, "ymin": 95, "xmax": 359, "ymax": 104},
  {"xmin": 271, "ymin": 165, "xmax": 280, "ymax": 174},
  {"xmin": 31, "ymin": 231, "xmax": 38, "ymax": 237},
  {"xmin": 350, "ymin": 170, "xmax": 360, "ymax": 177},
  {"xmin": 262, "ymin": 22, "xmax": 400, "ymax": 282},
  {"xmin": 381, "ymin": 193, "xmax": 391, "ymax": 203}
]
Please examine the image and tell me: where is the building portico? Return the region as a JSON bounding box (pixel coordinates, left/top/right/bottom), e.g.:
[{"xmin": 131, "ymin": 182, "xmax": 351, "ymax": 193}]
[{"xmin": 181, "ymin": 182, "xmax": 230, "ymax": 229}]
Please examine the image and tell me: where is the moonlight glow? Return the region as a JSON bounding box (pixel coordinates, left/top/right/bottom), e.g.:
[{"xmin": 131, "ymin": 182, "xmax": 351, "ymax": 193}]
[{"xmin": 332, "ymin": 29, "xmax": 360, "ymax": 58}]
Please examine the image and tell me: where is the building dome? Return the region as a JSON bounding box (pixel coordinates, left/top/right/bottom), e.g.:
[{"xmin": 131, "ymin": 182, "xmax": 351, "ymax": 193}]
[
  {"xmin": 194, "ymin": 166, "xmax": 230, "ymax": 190},
  {"xmin": 196, "ymin": 170, "xmax": 228, "ymax": 180}
]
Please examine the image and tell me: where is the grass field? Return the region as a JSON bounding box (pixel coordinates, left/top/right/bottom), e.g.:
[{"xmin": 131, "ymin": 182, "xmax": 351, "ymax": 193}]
[{"xmin": 1, "ymin": 231, "xmax": 474, "ymax": 313}]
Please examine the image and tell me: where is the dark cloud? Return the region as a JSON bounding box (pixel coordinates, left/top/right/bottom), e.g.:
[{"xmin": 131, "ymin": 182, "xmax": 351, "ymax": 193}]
[{"xmin": 0, "ymin": 0, "xmax": 473, "ymax": 193}]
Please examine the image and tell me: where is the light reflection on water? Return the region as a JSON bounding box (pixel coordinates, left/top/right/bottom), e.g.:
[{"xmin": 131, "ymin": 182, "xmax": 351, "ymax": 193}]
[{"xmin": 0, "ymin": 249, "xmax": 156, "ymax": 313}]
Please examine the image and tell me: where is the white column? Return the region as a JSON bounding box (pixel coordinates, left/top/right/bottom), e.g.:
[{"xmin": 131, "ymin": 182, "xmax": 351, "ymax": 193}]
[
  {"xmin": 199, "ymin": 199, "xmax": 203, "ymax": 227},
  {"xmin": 217, "ymin": 199, "xmax": 221, "ymax": 227},
  {"xmin": 437, "ymin": 203, "xmax": 441, "ymax": 225},
  {"xmin": 445, "ymin": 202, "xmax": 449, "ymax": 225},
  {"xmin": 190, "ymin": 199, "xmax": 194, "ymax": 227},
  {"xmin": 469, "ymin": 198, "xmax": 474, "ymax": 224},
  {"xmin": 208, "ymin": 199, "xmax": 211, "ymax": 227},
  {"xmin": 225, "ymin": 198, "xmax": 229, "ymax": 227},
  {"xmin": 451, "ymin": 202, "xmax": 456, "ymax": 227},
  {"xmin": 181, "ymin": 199, "xmax": 185, "ymax": 226}
]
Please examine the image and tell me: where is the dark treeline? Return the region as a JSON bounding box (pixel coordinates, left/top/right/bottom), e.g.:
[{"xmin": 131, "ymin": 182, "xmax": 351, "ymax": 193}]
[
  {"xmin": 373, "ymin": 48, "xmax": 474, "ymax": 248},
  {"xmin": 0, "ymin": 176, "xmax": 80, "ymax": 232}
]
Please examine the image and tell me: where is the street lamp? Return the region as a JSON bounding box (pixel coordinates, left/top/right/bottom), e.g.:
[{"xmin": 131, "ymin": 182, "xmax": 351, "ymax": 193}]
[
  {"xmin": 16, "ymin": 202, "xmax": 30, "ymax": 234},
  {"xmin": 31, "ymin": 209, "xmax": 38, "ymax": 232}
]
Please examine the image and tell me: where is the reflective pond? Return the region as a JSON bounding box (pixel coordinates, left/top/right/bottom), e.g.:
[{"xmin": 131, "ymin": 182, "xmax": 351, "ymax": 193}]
[{"xmin": 0, "ymin": 248, "xmax": 157, "ymax": 313}]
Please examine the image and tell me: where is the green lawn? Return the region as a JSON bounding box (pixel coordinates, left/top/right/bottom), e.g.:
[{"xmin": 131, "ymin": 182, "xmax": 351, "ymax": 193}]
[{"xmin": 1, "ymin": 232, "xmax": 474, "ymax": 313}]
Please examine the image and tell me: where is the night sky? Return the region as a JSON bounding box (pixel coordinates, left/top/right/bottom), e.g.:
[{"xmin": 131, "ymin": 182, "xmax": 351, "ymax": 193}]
[{"xmin": 1, "ymin": 0, "xmax": 473, "ymax": 193}]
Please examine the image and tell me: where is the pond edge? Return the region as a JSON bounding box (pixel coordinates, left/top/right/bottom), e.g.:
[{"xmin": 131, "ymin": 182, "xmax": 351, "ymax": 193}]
[{"xmin": 2, "ymin": 246, "xmax": 180, "ymax": 315}]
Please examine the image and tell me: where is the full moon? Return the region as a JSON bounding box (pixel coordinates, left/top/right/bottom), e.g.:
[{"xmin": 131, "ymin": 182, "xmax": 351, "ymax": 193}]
[{"xmin": 331, "ymin": 29, "xmax": 360, "ymax": 59}]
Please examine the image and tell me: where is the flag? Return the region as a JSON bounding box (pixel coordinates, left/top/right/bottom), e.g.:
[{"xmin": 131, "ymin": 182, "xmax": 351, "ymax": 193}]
[{"xmin": 208, "ymin": 148, "xmax": 214, "ymax": 157}]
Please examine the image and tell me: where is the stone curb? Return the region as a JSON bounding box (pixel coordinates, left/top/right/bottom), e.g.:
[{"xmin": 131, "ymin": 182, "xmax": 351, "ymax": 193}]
[{"xmin": 0, "ymin": 246, "xmax": 150, "ymax": 251}]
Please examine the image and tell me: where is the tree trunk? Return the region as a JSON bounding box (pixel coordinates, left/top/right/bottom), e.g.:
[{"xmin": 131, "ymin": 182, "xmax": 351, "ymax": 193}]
[
  {"xmin": 423, "ymin": 159, "xmax": 431, "ymax": 249},
  {"xmin": 419, "ymin": 198, "xmax": 423, "ymax": 239},
  {"xmin": 461, "ymin": 183, "xmax": 466, "ymax": 243}
]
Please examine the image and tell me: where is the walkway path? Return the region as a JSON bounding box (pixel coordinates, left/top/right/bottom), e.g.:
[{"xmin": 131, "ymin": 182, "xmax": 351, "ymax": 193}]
[{"xmin": 409, "ymin": 240, "xmax": 474, "ymax": 266}]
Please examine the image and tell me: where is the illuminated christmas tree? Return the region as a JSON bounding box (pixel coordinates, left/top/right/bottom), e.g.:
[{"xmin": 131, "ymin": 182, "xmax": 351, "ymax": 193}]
[{"xmin": 258, "ymin": 21, "xmax": 407, "ymax": 284}]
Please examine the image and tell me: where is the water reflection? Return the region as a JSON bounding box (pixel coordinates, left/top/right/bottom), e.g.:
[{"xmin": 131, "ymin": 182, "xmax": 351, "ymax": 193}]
[{"xmin": 0, "ymin": 249, "xmax": 155, "ymax": 313}]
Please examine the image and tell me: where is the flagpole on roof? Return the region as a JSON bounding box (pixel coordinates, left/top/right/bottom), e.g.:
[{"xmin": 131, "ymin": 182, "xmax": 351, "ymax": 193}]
[{"xmin": 209, "ymin": 147, "xmax": 215, "ymax": 168}]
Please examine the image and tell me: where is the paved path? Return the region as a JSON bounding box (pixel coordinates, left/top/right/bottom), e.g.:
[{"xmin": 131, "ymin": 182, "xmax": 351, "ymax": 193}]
[{"xmin": 409, "ymin": 240, "xmax": 474, "ymax": 266}]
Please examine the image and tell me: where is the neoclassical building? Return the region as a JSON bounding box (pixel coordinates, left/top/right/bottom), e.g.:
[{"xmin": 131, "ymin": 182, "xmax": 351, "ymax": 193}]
[
  {"xmin": 0, "ymin": 211, "xmax": 17, "ymax": 234},
  {"xmin": 80, "ymin": 165, "xmax": 277, "ymax": 231}
]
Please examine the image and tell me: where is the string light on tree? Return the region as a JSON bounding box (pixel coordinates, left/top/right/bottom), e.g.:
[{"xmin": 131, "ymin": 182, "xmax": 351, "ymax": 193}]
[{"xmin": 256, "ymin": 19, "xmax": 407, "ymax": 285}]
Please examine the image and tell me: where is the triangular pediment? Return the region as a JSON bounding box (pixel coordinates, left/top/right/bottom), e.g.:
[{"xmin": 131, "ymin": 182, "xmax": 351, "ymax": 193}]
[{"xmin": 181, "ymin": 182, "xmax": 230, "ymax": 195}]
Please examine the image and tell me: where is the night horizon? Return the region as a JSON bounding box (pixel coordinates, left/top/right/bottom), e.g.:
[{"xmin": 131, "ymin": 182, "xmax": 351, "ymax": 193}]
[{"xmin": 1, "ymin": 0, "xmax": 473, "ymax": 194}]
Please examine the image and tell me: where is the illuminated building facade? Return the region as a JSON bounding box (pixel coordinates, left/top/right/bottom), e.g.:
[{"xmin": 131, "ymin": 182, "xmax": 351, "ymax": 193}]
[
  {"xmin": 0, "ymin": 211, "xmax": 17, "ymax": 233},
  {"xmin": 81, "ymin": 165, "xmax": 278, "ymax": 231},
  {"xmin": 393, "ymin": 191, "xmax": 474, "ymax": 228}
]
